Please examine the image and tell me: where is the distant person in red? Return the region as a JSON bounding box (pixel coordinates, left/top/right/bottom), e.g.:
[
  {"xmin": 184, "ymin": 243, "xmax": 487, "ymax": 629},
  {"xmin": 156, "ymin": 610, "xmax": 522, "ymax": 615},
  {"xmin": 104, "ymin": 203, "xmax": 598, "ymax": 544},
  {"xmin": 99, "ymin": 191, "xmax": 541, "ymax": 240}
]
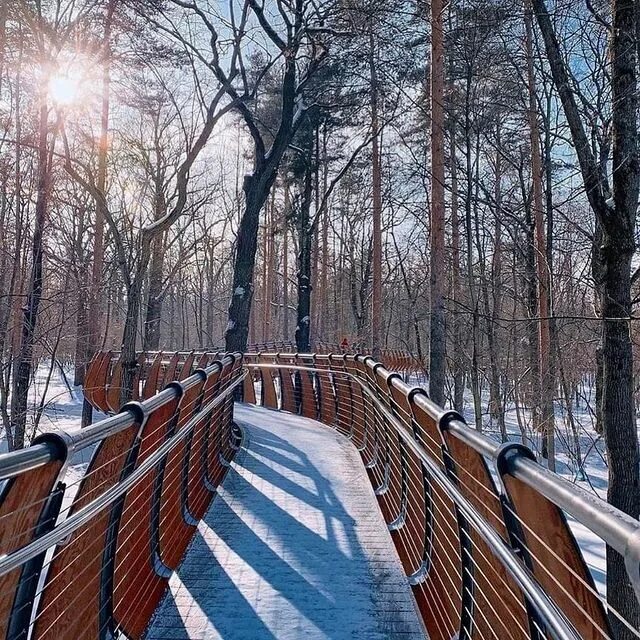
[{"xmin": 340, "ymin": 338, "xmax": 349, "ymax": 353}]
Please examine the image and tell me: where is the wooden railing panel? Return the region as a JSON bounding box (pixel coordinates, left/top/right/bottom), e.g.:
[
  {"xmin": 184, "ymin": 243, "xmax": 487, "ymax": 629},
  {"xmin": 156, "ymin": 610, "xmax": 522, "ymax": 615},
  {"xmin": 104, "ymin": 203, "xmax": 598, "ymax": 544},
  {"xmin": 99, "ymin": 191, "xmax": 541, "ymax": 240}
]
[
  {"xmin": 501, "ymin": 472, "xmax": 611, "ymax": 640},
  {"xmin": 410, "ymin": 396, "xmax": 463, "ymax": 640},
  {"xmin": 142, "ymin": 352, "xmax": 164, "ymax": 400},
  {"xmin": 296, "ymin": 354, "xmax": 317, "ymax": 419},
  {"xmin": 33, "ymin": 421, "xmax": 142, "ymax": 640},
  {"xmin": 111, "ymin": 397, "xmax": 179, "ymax": 639},
  {"xmin": 277, "ymin": 355, "xmax": 297, "ymax": 413},
  {"xmin": 444, "ymin": 433, "xmax": 530, "ymax": 640},
  {"xmin": 0, "ymin": 443, "xmax": 65, "ymax": 640},
  {"xmin": 158, "ymin": 377, "xmax": 205, "ymax": 570}
]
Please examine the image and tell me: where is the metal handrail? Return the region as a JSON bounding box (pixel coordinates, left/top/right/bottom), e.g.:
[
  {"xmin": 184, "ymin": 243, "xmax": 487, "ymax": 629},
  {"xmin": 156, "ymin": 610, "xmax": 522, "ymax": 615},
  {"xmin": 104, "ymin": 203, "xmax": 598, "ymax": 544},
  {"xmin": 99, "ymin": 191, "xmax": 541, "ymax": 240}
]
[
  {"xmin": 0, "ymin": 355, "xmax": 239, "ymax": 481},
  {"xmin": 0, "ymin": 368, "xmax": 246, "ymax": 579},
  {"xmin": 359, "ymin": 382, "xmax": 581, "ymax": 640},
  {"xmin": 245, "ymin": 360, "xmax": 640, "ymax": 610}
]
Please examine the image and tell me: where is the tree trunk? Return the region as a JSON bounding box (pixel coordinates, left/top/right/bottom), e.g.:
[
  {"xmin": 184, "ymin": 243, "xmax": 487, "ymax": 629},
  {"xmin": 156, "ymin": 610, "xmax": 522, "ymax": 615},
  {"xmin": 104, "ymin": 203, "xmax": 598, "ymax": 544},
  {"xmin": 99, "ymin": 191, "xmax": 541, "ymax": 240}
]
[
  {"xmin": 602, "ymin": 249, "xmax": 639, "ymax": 635},
  {"xmin": 82, "ymin": 0, "xmax": 115, "ymax": 426},
  {"xmin": 524, "ymin": 204, "xmax": 543, "ymax": 446},
  {"xmin": 320, "ymin": 126, "xmax": 329, "ymax": 341},
  {"xmin": 525, "ymin": 2, "xmax": 555, "ymax": 469},
  {"xmin": 429, "ymin": 0, "xmax": 446, "ymax": 406},
  {"xmin": 120, "ymin": 254, "xmax": 148, "ymax": 406},
  {"xmin": 10, "ymin": 99, "xmax": 50, "ymax": 450},
  {"xmin": 265, "ymin": 190, "xmax": 275, "ymax": 341},
  {"xmin": 295, "ymin": 164, "xmax": 314, "ymax": 352},
  {"xmin": 226, "ymin": 145, "xmax": 290, "ymax": 354},
  {"xmin": 450, "ymin": 115, "xmax": 464, "ymax": 412},
  {"xmin": 88, "ymin": 0, "xmax": 115, "ymax": 358},
  {"xmin": 143, "ymin": 232, "xmax": 166, "ymax": 351},
  {"xmin": 369, "ymin": 31, "xmax": 383, "ymax": 359},
  {"xmin": 74, "ymin": 269, "xmax": 89, "ymax": 386}
]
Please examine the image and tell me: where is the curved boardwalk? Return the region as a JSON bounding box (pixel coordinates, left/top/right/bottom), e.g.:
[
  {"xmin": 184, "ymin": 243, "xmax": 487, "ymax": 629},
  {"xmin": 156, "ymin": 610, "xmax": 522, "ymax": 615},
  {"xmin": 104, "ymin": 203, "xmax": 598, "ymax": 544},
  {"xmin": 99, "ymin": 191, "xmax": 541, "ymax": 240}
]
[{"xmin": 146, "ymin": 404, "xmax": 425, "ymax": 640}]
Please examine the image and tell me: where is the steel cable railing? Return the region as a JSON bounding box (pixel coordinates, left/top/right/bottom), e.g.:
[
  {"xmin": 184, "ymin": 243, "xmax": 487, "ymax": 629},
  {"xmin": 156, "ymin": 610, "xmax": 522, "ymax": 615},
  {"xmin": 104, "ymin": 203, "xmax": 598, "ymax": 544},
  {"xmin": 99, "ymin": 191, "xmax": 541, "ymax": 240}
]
[
  {"xmin": 86, "ymin": 350, "xmax": 640, "ymax": 639},
  {"xmin": 3, "ymin": 350, "xmax": 640, "ymax": 640},
  {"xmin": 0, "ymin": 354, "xmax": 243, "ymax": 640}
]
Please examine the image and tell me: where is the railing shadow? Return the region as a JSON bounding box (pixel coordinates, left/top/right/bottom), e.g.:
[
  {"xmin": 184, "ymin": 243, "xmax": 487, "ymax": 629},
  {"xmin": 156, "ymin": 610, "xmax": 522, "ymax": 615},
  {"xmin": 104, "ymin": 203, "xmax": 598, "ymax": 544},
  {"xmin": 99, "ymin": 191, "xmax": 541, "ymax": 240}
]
[{"xmin": 149, "ymin": 405, "xmax": 393, "ymax": 638}]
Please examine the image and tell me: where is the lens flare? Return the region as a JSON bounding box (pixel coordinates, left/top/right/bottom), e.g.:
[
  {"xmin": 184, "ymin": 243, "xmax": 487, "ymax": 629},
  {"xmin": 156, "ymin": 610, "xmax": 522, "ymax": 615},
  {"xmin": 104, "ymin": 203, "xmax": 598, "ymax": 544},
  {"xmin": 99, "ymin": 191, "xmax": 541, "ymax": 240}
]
[{"xmin": 48, "ymin": 72, "xmax": 81, "ymax": 106}]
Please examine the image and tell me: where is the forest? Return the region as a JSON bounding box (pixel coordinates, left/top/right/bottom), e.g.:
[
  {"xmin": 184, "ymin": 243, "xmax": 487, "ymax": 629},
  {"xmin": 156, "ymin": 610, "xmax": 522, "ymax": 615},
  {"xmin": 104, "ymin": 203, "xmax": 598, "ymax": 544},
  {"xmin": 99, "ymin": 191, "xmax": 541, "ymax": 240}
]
[{"xmin": 0, "ymin": 0, "xmax": 639, "ymax": 633}]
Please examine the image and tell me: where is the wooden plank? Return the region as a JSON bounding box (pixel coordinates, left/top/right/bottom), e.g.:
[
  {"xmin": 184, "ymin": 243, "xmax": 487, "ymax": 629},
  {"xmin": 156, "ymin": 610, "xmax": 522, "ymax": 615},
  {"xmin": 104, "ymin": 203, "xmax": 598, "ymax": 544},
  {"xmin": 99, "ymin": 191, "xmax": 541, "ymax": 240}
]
[
  {"xmin": 202, "ymin": 368, "xmax": 222, "ymax": 490},
  {"xmin": 315, "ymin": 356, "xmax": 337, "ymax": 426},
  {"xmin": 354, "ymin": 358, "xmax": 380, "ymax": 478},
  {"xmin": 92, "ymin": 350, "xmax": 112, "ymax": 413},
  {"xmin": 409, "ymin": 395, "xmax": 462, "ymax": 640},
  {"xmin": 344, "ymin": 358, "xmax": 366, "ymax": 450},
  {"xmin": 83, "ymin": 352, "xmax": 101, "ymax": 407},
  {"xmin": 501, "ymin": 472, "xmax": 611, "ymax": 640},
  {"xmin": 277, "ymin": 356, "xmax": 297, "ymax": 413},
  {"xmin": 186, "ymin": 410, "xmax": 215, "ymax": 520},
  {"xmin": 444, "ymin": 434, "xmax": 530, "ymax": 640},
  {"xmin": 132, "ymin": 353, "xmax": 146, "ymax": 400},
  {"xmin": 260, "ymin": 367, "xmax": 278, "ymax": 409},
  {"xmin": 34, "ymin": 424, "xmax": 141, "ymax": 640},
  {"xmin": 329, "ymin": 356, "xmax": 352, "ymax": 436},
  {"xmin": 367, "ymin": 367, "xmax": 399, "ymax": 529},
  {"xmin": 161, "ymin": 352, "xmax": 181, "ymax": 391},
  {"xmin": 158, "ymin": 378, "xmax": 204, "ymax": 570},
  {"xmin": 142, "ymin": 352, "xmax": 163, "ymax": 400},
  {"xmin": 243, "ymin": 372, "xmax": 256, "ymax": 404},
  {"xmin": 106, "ymin": 357, "xmax": 123, "ymax": 413},
  {"xmin": 296, "ymin": 355, "xmax": 317, "ymax": 419},
  {"xmin": 387, "ymin": 383, "xmax": 429, "ymax": 578},
  {"xmin": 112, "ymin": 398, "xmax": 179, "ymax": 639},
  {"xmin": 0, "ymin": 454, "xmax": 65, "ymax": 640}
]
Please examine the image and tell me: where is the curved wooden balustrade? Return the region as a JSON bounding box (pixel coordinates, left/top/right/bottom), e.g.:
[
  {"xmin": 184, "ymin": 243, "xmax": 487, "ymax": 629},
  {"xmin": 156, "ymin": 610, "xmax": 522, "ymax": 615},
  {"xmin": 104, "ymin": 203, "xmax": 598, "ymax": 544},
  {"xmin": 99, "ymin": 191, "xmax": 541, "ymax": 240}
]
[
  {"xmin": 0, "ymin": 350, "xmax": 639, "ymax": 640},
  {"xmin": 0, "ymin": 354, "xmax": 243, "ymax": 640},
  {"xmin": 81, "ymin": 350, "xmax": 640, "ymax": 640}
]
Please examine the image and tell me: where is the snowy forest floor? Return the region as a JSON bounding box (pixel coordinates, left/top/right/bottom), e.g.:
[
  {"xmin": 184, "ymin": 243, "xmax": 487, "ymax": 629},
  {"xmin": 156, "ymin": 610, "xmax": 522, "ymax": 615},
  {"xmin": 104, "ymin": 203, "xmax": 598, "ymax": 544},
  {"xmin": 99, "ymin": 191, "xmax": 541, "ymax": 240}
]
[{"xmin": 10, "ymin": 362, "xmax": 635, "ymax": 597}]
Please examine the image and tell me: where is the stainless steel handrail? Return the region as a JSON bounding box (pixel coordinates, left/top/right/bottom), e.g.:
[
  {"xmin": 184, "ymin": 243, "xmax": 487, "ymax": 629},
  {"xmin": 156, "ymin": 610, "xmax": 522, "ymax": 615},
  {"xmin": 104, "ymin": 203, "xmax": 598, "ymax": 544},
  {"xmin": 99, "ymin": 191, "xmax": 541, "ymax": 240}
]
[
  {"xmin": 245, "ymin": 360, "xmax": 640, "ymax": 615},
  {"xmin": 0, "ymin": 369, "xmax": 246, "ymax": 578},
  {"xmin": 0, "ymin": 355, "xmax": 239, "ymax": 480},
  {"xmin": 0, "ymin": 442, "xmax": 62, "ymax": 480}
]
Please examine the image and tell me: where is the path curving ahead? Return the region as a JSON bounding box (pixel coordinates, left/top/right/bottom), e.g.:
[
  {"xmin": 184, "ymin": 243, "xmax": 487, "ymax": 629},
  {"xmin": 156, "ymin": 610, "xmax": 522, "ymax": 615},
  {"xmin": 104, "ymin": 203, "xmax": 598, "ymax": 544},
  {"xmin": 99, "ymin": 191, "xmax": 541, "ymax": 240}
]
[{"xmin": 146, "ymin": 403, "xmax": 425, "ymax": 640}]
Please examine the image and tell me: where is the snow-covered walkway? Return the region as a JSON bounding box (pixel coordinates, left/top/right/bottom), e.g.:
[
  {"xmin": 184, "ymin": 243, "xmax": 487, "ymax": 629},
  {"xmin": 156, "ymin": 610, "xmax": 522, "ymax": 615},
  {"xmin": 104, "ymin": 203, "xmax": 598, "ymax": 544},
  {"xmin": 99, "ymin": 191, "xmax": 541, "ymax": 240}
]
[{"xmin": 146, "ymin": 403, "xmax": 425, "ymax": 639}]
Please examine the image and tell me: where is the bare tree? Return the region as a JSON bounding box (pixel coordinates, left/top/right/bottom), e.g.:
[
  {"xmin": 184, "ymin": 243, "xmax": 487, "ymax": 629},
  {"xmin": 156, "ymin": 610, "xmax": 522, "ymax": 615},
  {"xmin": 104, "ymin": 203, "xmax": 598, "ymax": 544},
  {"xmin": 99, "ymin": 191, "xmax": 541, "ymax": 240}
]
[{"xmin": 532, "ymin": 0, "xmax": 640, "ymax": 633}]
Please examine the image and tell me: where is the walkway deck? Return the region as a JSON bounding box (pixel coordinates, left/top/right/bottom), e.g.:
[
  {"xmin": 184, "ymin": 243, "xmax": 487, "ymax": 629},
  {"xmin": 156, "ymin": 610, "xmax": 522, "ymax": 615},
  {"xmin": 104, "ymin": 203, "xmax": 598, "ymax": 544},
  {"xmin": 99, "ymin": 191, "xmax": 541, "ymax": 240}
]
[{"xmin": 146, "ymin": 404, "xmax": 425, "ymax": 639}]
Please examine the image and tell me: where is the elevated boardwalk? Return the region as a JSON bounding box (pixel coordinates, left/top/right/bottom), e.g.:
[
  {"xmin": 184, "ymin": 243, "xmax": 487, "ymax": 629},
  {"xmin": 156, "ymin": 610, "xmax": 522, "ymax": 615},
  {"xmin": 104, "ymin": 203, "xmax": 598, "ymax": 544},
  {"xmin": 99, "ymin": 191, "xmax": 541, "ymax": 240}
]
[
  {"xmin": 147, "ymin": 404, "xmax": 425, "ymax": 639},
  {"xmin": 2, "ymin": 351, "xmax": 638, "ymax": 640}
]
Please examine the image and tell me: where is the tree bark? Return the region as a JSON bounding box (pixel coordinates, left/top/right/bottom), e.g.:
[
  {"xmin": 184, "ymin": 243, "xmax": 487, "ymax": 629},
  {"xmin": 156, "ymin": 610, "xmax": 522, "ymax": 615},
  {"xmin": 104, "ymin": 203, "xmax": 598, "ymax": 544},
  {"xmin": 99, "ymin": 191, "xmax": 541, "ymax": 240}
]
[
  {"xmin": 283, "ymin": 184, "xmax": 290, "ymax": 342},
  {"xmin": 295, "ymin": 163, "xmax": 314, "ymax": 352},
  {"xmin": 10, "ymin": 99, "xmax": 50, "ymax": 450},
  {"xmin": 450, "ymin": 113, "xmax": 464, "ymax": 412},
  {"xmin": 429, "ymin": 0, "xmax": 446, "ymax": 406},
  {"xmin": 525, "ymin": 2, "xmax": 555, "ymax": 469},
  {"xmin": 369, "ymin": 31, "xmax": 383, "ymax": 359},
  {"xmin": 225, "ymin": 168, "xmax": 279, "ymax": 352},
  {"xmin": 82, "ymin": 0, "xmax": 115, "ymax": 426},
  {"xmin": 533, "ymin": 0, "xmax": 640, "ymax": 632},
  {"xmin": 143, "ymin": 231, "xmax": 166, "ymax": 351}
]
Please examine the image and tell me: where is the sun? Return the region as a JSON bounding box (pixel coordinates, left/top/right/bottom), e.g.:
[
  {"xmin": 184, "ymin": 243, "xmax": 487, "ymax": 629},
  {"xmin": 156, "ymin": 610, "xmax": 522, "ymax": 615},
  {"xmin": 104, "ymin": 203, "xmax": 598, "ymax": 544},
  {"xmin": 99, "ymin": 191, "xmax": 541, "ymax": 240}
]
[
  {"xmin": 45, "ymin": 53, "xmax": 97, "ymax": 107},
  {"xmin": 48, "ymin": 72, "xmax": 82, "ymax": 106}
]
